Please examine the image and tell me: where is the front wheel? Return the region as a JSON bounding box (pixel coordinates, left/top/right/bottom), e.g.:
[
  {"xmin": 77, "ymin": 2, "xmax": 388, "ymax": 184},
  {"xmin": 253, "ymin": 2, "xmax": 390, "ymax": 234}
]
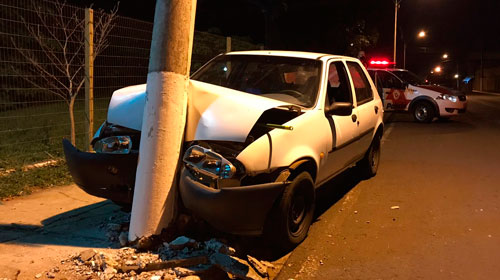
[
  {"xmin": 412, "ymin": 101, "xmax": 435, "ymax": 123},
  {"xmin": 266, "ymin": 171, "xmax": 315, "ymax": 250},
  {"xmin": 357, "ymin": 134, "xmax": 381, "ymax": 178}
]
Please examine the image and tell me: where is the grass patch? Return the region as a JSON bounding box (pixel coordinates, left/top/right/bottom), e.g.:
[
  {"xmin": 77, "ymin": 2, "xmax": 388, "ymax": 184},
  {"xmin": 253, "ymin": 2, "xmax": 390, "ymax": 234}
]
[
  {"xmin": 0, "ymin": 162, "xmax": 73, "ymax": 198},
  {"xmin": 0, "ymin": 98, "xmax": 109, "ymax": 198}
]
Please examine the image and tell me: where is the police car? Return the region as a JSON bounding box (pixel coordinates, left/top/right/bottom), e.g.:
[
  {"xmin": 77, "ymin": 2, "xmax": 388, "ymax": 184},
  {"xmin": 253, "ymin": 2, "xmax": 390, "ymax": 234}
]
[{"xmin": 367, "ymin": 62, "xmax": 467, "ymax": 123}]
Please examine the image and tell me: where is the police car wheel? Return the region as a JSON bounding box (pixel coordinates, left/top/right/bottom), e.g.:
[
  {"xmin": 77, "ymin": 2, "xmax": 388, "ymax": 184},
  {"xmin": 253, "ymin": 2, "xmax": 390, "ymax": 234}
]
[
  {"xmin": 358, "ymin": 134, "xmax": 381, "ymax": 178},
  {"xmin": 413, "ymin": 101, "xmax": 435, "ymax": 123}
]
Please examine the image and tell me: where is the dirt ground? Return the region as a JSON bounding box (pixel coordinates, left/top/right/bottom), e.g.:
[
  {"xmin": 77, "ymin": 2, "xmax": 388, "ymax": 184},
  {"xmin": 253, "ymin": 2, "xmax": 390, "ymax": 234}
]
[{"xmin": 0, "ymin": 185, "xmax": 125, "ymax": 279}]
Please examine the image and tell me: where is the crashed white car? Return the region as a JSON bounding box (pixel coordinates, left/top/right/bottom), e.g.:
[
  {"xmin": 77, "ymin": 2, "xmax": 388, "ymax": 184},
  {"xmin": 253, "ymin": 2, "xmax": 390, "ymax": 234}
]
[{"xmin": 63, "ymin": 51, "xmax": 384, "ymax": 248}]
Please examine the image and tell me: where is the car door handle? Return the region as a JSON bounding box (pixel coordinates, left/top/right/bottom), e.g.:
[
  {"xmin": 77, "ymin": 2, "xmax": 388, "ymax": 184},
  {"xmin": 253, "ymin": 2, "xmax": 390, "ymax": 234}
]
[{"xmin": 351, "ymin": 114, "xmax": 357, "ymax": 122}]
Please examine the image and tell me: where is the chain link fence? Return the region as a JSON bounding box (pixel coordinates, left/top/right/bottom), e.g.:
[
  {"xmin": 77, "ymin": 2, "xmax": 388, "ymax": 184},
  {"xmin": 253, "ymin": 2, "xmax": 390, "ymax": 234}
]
[{"xmin": 0, "ymin": 0, "xmax": 260, "ymax": 192}]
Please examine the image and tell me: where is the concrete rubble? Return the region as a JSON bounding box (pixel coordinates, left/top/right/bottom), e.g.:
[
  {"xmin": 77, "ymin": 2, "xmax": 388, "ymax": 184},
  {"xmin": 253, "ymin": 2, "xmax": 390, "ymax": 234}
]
[{"xmin": 48, "ymin": 236, "xmax": 277, "ymax": 280}]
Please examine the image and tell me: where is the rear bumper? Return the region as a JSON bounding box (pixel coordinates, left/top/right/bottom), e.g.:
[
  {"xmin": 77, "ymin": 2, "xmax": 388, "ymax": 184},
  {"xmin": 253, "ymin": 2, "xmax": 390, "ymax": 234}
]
[
  {"xmin": 179, "ymin": 167, "xmax": 288, "ymax": 235},
  {"xmin": 62, "ymin": 139, "xmax": 137, "ymax": 205}
]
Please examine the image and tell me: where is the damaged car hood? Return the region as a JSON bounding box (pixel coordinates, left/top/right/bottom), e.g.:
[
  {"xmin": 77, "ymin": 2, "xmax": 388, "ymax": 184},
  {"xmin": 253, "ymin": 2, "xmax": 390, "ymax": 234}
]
[{"xmin": 107, "ymin": 80, "xmax": 288, "ymax": 142}]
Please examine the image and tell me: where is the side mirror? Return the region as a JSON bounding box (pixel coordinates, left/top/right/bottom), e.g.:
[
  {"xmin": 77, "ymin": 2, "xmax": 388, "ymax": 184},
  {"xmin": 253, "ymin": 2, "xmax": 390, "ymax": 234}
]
[{"xmin": 326, "ymin": 102, "xmax": 352, "ymax": 116}]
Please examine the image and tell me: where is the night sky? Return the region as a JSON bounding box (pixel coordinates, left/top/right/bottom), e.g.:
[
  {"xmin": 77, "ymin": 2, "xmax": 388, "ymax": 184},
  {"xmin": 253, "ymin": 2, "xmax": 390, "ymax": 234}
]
[{"xmin": 71, "ymin": 0, "xmax": 499, "ymax": 76}]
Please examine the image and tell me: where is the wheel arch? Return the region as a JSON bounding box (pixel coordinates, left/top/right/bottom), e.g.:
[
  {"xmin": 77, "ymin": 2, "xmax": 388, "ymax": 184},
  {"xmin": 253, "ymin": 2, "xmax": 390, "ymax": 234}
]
[
  {"xmin": 287, "ymin": 157, "xmax": 318, "ymax": 183},
  {"xmin": 375, "ymin": 123, "xmax": 384, "ymax": 139},
  {"xmin": 409, "ymin": 96, "xmax": 439, "ymax": 116}
]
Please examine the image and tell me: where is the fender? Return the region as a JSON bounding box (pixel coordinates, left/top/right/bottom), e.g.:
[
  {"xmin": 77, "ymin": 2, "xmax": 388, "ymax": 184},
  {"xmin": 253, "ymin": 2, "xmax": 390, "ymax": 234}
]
[{"xmin": 408, "ymin": 95, "xmax": 439, "ymax": 116}]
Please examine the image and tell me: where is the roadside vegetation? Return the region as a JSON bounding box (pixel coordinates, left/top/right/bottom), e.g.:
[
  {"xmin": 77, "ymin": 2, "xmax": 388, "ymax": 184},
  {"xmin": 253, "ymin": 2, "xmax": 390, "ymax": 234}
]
[{"xmin": 0, "ymin": 98, "xmax": 108, "ymax": 198}]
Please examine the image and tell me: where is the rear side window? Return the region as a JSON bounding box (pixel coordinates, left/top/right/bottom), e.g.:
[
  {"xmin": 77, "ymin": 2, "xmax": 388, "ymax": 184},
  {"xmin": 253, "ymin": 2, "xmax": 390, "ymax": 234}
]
[{"xmin": 347, "ymin": 62, "xmax": 373, "ymax": 105}]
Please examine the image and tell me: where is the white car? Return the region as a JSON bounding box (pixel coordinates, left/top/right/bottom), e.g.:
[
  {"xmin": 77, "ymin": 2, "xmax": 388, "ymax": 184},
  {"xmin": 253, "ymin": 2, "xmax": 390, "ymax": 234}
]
[
  {"xmin": 368, "ymin": 68, "xmax": 467, "ymax": 122},
  {"xmin": 64, "ymin": 51, "xmax": 384, "ymax": 248}
]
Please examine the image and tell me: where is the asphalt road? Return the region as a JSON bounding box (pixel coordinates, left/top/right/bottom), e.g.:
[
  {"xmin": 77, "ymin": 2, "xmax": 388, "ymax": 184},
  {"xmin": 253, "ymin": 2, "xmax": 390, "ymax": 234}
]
[{"xmin": 277, "ymin": 92, "xmax": 500, "ymax": 280}]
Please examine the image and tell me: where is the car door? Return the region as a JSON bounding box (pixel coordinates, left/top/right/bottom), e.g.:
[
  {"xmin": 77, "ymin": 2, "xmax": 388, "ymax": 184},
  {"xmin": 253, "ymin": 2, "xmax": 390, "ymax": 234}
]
[
  {"xmin": 346, "ymin": 61, "xmax": 378, "ymax": 154},
  {"xmin": 377, "ymin": 70, "xmax": 408, "ymax": 111},
  {"xmin": 317, "ymin": 60, "xmax": 360, "ymax": 183}
]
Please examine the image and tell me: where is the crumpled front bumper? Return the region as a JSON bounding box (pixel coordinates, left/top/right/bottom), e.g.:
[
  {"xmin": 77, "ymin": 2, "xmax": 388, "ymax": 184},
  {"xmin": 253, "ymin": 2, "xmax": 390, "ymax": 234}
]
[
  {"xmin": 62, "ymin": 139, "xmax": 138, "ymax": 205},
  {"xmin": 179, "ymin": 167, "xmax": 288, "ymax": 236}
]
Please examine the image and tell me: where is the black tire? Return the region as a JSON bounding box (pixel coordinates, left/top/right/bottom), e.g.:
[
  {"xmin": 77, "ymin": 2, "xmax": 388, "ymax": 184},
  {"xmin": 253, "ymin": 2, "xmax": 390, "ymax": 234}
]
[
  {"xmin": 412, "ymin": 101, "xmax": 435, "ymax": 123},
  {"xmin": 357, "ymin": 134, "xmax": 381, "ymax": 178},
  {"xmin": 267, "ymin": 171, "xmax": 315, "ymax": 250}
]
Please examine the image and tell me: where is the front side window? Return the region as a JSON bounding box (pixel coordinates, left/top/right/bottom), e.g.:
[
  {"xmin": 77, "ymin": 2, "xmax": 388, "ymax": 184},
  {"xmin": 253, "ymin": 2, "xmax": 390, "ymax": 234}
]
[
  {"xmin": 192, "ymin": 55, "xmax": 322, "ymax": 108},
  {"xmin": 378, "ymin": 71, "xmax": 405, "ymax": 89},
  {"xmin": 325, "ymin": 61, "xmax": 352, "ymax": 106},
  {"xmin": 346, "ymin": 62, "xmax": 373, "ymax": 105},
  {"xmin": 392, "ymin": 70, "xmax": 424, "ymax": 85}
]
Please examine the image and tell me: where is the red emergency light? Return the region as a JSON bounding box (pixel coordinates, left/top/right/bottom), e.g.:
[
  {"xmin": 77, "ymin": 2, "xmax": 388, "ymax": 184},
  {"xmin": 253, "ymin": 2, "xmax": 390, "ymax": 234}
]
[{"xmin": 368, "ymin": 59, "xmax": 395, "ymax": 67}]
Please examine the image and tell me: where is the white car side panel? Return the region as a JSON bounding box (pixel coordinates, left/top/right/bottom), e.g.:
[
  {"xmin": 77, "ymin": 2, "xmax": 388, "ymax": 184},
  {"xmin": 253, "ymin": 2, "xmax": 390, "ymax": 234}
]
[{"xmin": 237, "ymin": 110, "xmax": 329, "ymax": 176}]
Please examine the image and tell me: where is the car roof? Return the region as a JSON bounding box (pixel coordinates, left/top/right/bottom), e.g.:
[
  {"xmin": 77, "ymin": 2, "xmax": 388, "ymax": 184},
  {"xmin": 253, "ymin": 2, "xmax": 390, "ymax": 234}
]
[{"xmin": 226, "ymin": 50, "xmax": 351, "ymax": 61}]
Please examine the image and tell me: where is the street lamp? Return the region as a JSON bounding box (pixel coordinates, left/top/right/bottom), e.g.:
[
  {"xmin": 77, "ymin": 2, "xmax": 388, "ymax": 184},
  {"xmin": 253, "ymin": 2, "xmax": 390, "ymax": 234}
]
[
  {"xmin": 403, "ymin": 30, "xmax": 427, "ymax": 69},
  {"xmin": 442, "ymin": 53, "xmax": 448, "ymax": 59},
  {"xmin": 454, "ymin": 74, "xmax": 459, "ymax": 79},
  {"xmin": 434, "ymin": 66, "xmax": 442, "ymax": 73}
]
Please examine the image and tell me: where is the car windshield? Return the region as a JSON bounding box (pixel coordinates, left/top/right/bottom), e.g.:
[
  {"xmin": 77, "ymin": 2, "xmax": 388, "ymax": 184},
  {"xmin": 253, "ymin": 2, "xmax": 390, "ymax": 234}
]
[
  {"xmin": 392, "ymin": 70, "xmax": 424, "ymax": 85},
  {"xmin": 191, "ymin": 54, "xmax": 322, "ymax": 108}
]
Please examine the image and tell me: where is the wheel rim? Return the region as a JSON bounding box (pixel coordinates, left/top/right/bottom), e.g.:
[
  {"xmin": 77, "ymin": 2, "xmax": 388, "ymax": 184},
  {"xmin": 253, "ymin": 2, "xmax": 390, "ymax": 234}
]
[
  {"xmin": 289, "ymin": 192, "xmax": 306, "ymax": 235},
  {"xmin": 415, "ymin": 105, "xmax": 428, "ymax": 121}
]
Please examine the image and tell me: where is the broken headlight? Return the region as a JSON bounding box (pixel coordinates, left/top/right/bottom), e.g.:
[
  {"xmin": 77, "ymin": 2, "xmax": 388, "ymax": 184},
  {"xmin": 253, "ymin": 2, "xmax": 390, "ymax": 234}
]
[
  {"xmin": 94, "ymin": 136, "xmax": 132, "ymax": 154},
  {"xmin": 183, "ymin": 145, "xmax": 236, "ymax": 179}
]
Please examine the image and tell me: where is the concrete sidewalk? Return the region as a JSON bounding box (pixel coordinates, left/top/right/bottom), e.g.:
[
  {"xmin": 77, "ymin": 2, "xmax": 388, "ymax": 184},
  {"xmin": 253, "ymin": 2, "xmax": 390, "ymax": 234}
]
[{"xmin": 0, "ymin": 185, "xmax": 125, "ymax": 279}]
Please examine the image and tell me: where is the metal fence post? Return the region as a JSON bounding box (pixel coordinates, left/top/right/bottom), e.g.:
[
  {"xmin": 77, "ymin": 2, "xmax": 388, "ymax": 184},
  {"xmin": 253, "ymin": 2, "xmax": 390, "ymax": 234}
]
[
  {"xmin": 226, "ymin": 36, "xmax": 231, "ymax": 53},
  {"xmin": 85, "ymin": 8, "xmax": 94, "ymax": 151}
]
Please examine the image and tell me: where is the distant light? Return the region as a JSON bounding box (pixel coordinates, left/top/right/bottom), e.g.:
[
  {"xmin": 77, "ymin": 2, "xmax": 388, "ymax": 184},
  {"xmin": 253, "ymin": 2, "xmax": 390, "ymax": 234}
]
[
  {"xmin": 442, "ymin": 53, "xmax": 448, "ymax": 59},
  {"xmin": 454, "ymin": 74, "xmax": 459, "ymax": 79},
  {"xmin": 223, "ymin": 66, "xmax": 228, "ymax": 72},
  {"xmin": 418, "ymin": 30, "xmax": 426, "ymax": 38},
  {"xmin": 430, "ymin": 71, "xmax": 434, "ymax": 74},
  {"xmin": 350, "ymin": 43, "xmax": 354, "ymax": 46},
  {"xmin": 434, "ymin": 66, "xmax": 442, "ymax": 73}
]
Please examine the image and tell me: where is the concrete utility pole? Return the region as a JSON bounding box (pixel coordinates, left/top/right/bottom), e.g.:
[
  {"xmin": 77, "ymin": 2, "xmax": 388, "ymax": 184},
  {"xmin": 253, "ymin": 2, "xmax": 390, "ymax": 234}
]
[{"xmin": 129, "ymin": 0, "xmax": 197, "ymax": 242}]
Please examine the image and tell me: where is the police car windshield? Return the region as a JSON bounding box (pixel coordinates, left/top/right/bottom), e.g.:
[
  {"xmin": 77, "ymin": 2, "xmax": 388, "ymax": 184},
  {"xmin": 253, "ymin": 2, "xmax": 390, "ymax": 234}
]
[
  {"xmin": 392, "ymin": 70, "xmax": 424, "ymax": 85},
  {"xmin": 192, "ymin": 54, "xmax": 321, "ymax": 108}
]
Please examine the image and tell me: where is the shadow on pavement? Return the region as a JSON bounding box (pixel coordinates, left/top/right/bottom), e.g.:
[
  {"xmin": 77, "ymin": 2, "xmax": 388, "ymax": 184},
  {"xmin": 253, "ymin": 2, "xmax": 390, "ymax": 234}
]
[
  {"xmin": 0, "ymin": 200, "xmax": 125, "ymax": 248},
  {"xmin": 314, "ymin": 167, "xmax": 362, "ymax": 219}
]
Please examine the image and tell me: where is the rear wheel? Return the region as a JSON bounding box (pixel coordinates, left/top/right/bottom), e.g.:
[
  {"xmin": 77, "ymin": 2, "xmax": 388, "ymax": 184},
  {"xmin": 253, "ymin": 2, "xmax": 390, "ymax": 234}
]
[
  {"xmin": 357, "ymin": 134, "xmax": 381, "ymax": 178},
  {"xmin": 412, "ymin": 101, "xmax": 435, "ymax": 123},
  {"xmin": 267, "ymin": 171, "xmax": 315, "ymax": 250}
]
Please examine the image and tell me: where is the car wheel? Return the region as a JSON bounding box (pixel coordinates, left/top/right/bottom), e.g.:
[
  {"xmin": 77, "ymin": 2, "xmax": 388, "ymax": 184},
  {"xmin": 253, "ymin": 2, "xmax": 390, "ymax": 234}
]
[
  {"xmin": 412, "ymin": 101, "xmax": 435, "ymax": 123},
  {"xmin": 357, "ymin": 134, "xmax": 381, "ymax": 178},
  {"xmin": 267, "ymin": 171, "xmax": 315, "ymax": 250}
]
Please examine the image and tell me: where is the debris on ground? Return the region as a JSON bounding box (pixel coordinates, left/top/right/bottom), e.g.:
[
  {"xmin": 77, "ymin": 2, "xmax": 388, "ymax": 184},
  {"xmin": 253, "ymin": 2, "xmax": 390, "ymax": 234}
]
[
  {"xmin": 390, "ymin": 206, "xmax": 400, "ymax": 210},
  {"xmin": 50, "ymin": 236, "xmax": 275, "ymax": 279}
]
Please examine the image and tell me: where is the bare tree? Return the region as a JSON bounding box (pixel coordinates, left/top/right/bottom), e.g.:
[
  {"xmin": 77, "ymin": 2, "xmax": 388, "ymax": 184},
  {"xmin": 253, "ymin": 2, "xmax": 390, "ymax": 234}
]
[{"xmin": 11, "ymin": 0, "xmax": 117, "ymax": 145}]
